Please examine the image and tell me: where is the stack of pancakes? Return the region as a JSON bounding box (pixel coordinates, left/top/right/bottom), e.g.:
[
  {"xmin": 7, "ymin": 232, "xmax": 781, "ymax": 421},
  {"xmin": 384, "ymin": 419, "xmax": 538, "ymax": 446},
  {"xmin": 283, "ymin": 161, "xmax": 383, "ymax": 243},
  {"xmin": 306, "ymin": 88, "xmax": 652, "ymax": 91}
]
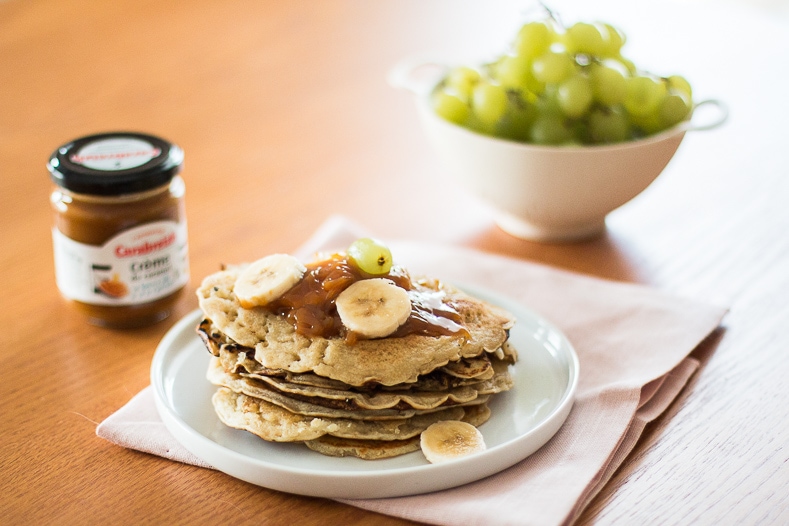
[{"xmin": 196, "ymin": 265, "xmax": 518, "ymax": 460}]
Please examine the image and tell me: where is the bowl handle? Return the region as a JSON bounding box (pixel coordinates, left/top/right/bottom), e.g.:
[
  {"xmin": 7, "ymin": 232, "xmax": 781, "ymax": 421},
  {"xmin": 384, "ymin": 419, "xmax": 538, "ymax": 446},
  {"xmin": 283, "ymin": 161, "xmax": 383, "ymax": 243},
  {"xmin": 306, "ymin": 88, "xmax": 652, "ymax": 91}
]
[
  {"xmin": 685, "ymin": 98, "xmax": 728, "ymax": 132},
  {"xmin": 387, "ymin": 58, "xmax": 448, "ymax": 95}
]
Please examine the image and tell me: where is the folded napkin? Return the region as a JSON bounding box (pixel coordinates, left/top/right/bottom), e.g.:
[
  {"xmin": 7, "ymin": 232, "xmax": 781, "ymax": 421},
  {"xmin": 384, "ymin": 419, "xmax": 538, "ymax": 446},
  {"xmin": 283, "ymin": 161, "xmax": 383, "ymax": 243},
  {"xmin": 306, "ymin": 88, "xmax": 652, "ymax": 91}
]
[{"xmin": 97, "ymin": 215, "xmax": 726, "ymax": 526}]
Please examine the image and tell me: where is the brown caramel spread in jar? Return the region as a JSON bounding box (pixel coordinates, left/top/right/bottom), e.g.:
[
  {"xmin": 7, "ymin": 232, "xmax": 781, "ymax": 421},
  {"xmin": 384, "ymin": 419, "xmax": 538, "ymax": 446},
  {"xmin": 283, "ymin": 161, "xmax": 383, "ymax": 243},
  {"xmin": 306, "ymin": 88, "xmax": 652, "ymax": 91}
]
[
  {"xmin": 48, "ymin": 132, "xmax": 189, "ymax": 328},
  {"xmin": 268, "ymin": 253, "xmax": 468, "ymax": 342}
]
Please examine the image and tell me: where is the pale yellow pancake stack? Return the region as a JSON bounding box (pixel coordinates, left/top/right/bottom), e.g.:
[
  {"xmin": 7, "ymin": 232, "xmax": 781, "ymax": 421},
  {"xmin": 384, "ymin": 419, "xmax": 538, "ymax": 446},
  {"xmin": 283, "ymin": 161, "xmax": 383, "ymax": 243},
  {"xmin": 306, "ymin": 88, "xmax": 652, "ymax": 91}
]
[{"xmin": 195, "ymin": 253, "xmax": 518, "ymax": 460}]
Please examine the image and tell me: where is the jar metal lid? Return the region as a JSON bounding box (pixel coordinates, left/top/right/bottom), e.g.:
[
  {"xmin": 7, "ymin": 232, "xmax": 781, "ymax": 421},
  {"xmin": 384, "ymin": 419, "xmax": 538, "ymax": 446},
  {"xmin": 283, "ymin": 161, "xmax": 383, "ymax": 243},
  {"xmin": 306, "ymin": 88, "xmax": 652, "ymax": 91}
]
[{"xmin": 48, "ymin": 131, "xmax": 184, "ymax": 196}]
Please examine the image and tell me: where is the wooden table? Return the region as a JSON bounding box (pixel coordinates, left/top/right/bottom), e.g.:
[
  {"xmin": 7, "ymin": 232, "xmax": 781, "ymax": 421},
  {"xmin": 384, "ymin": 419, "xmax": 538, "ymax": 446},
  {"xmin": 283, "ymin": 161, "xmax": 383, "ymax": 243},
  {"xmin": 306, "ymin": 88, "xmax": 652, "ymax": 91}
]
[{"xmin": 2, "ymin": 0, "xmax": 787, "ymax": 524}]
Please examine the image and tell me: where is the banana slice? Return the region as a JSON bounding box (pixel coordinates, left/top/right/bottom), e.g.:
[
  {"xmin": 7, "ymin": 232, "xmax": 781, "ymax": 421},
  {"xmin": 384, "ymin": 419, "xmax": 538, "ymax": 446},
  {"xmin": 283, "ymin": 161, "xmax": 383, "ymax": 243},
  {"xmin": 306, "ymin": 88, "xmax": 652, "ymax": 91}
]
[
  {"xmin": 234, "ymin": 254, "xmax": 306, "ymax": 308},
  {"xmin": 335, "ymin": 278, "xmax": 412, "ymax": 339},
  {"xmin": 420, "ymin": 420, "xmax": 486, "ymax": 464}
]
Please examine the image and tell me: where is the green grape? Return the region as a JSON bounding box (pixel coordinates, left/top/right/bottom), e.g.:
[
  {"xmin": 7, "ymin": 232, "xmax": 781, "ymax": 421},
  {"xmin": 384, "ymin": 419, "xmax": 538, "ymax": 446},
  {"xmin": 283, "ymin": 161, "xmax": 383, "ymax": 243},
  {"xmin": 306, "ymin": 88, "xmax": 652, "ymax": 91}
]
[
  {"xmin": 616, "ymin": 56, "xmax": 637, "ymax": 75},
  {"xmin": 463, "ymin": 112, "xmax": 495, "ymax": 135},
  {"xmin": 530, "ymin": 114, "xmax": 573, "ymax": 145},
  {"xmin": 589, "ymin": 108, "xmax": 630, "ymax": 143},
  {"xmin": 347, "ymin": 238, "xmax": 393, "ymax": 275},
  {"xmin": 629, "ymin": 108, "xmax": 663, "ymax": 135},
  {"xmin": 495, "ymin": 54, "xmax": 545, "ymax": 95},
  {"xmin": 495, "ymin": 54, "xmax": 531, "ymax": 89},
  {"xmin": 524, "ymin": 73, "xmax": 546, "ymax": 96},
  {"xmin": 600, "ymin": 57, "xmax": 630, "ymax": 76},
  {"xmin": 624, "ymin": 75, "xmax": 667, "ymax": 117},
  {"xmin": 532, "ymin": 51, "xmax": 575, "ymax": 84},
  {"xmin": 432, "ymin": 89, "xmax": 470, "ymax": 124},
  {"xmin": 496, "ymin": 101, "xmax": 536, "ymax": 141},
  {"xmin": 658, "ymin": 93, "xmax": 691, "ymax": 128},
  {"xmin": 472, "ymin": 81, "xmax": 508, "ymax": 125},
  {"xmin": 600, "ymin": 23, "xmax": 625, "ymax": 57},
  {"xmin": 534, "ymin": 85, "xmax": 563, "ymax": 115},
  {"xmin": 568, "ymin": 119, "xmax": 591, "ymax": 145},
  {"xmin": 557, "ymin": 75, "xmax": 592, "ymax": 118},
  {"xmin": 667, "ymin": 75, "xmax": 692, "ymax": 100},
  {"xmin": 446, "ymin": 66, "xmax": 481, "ymax": 100},
  {"xmin": 514, "ymin": 20, "xmax": 554, "ymax": 59},
  {"xmin": 563, "ymin": 22, "xmax": 605, "ymax": 56},
  {"xmin": 589, "ymin": 63, "xmax": 627, "ymax": 106}
]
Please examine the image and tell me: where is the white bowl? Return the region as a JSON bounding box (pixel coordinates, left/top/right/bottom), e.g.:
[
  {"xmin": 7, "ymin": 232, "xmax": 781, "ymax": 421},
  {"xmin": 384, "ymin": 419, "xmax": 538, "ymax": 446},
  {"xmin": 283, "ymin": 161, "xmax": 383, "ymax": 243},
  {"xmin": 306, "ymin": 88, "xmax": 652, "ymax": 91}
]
[{"xmin": 391, "ymin": 61, "xmax": 727, "ymax": 242}]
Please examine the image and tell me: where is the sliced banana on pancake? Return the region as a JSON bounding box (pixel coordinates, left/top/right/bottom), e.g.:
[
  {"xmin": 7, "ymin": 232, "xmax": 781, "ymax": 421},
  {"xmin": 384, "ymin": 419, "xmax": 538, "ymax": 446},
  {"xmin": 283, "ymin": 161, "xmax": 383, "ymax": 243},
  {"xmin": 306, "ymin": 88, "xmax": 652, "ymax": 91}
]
[
  {"xmin": 234, "ymin": 253, "xmax": 306, "ymax": 308},
  {"xmin": 420, "ymin": 420, "xmax": 486, "ymax": 463},
  {"xmin": 335, "ymin": 278, "xmax": 412, "ymax": 338}
]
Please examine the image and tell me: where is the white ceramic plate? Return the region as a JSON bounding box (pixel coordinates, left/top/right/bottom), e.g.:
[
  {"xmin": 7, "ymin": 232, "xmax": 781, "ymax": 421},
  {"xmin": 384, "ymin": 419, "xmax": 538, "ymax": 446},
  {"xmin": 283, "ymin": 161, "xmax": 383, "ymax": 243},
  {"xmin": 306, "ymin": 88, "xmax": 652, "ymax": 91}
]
[{"xmin": 150, "ymin": 284, "xmax": 579, "ymax": 499}]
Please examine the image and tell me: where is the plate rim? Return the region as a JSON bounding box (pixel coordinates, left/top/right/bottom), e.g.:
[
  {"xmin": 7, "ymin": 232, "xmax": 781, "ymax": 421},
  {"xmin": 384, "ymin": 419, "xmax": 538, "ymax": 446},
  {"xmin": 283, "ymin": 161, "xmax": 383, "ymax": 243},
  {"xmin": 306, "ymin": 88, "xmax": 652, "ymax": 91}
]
[{"xmin": 150, "ymin": 283, "xmax": 579, "ymax": 498}]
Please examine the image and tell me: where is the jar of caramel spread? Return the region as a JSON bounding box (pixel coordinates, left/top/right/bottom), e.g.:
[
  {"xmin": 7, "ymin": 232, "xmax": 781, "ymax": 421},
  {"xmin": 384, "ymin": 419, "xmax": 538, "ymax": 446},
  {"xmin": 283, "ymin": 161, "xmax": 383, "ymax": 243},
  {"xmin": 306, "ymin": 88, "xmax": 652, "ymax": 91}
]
[{"xmin": 48, "ymin": 132, "xmax": 190, "ymax": 328}]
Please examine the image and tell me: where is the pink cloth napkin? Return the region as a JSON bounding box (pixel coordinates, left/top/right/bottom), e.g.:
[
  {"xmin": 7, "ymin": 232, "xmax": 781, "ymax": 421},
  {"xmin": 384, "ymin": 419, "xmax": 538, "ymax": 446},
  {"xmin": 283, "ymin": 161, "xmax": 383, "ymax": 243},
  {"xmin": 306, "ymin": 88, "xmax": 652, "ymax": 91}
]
[{"xmin": 97, "ymin": 215, "xmax": 726, "ymax": 525}]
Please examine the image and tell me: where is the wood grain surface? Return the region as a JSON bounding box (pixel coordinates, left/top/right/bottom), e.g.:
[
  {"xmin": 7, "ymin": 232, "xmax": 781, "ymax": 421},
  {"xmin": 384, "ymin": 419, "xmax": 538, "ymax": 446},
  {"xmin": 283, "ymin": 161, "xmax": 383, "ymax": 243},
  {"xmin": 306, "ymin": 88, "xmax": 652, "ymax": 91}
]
[{"xmin": 1, "ymin": 0, "xmax": 787, "ymax": 524}]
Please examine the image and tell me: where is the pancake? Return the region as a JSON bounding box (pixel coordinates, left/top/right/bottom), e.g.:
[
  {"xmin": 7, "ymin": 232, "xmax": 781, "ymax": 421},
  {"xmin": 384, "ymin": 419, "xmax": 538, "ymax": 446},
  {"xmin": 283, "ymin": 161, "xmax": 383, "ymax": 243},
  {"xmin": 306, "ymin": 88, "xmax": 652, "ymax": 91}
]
[
  {"xmin": 201, "ymin": 321, "xmax": 508, "ymax": 389},
  {"xmin": 208, "ymin": 356, "xmax": 512, "ymax": 414},
  {"xmin": 208, "ymin": 358, "xmax": 493, "ymax": 420},
  {"xmin": 304, "ymin": 435, "xmax": 422, "ymax": 459},
  {"xmin": 212, "ymin": 386, "xmax": 484, "ymax": 442},
  {"xmin": 199, "ymin": 318, "xmax": 519, "ymax": 378},
  {"xmin": 304, "ymin": 404, "xmax": 492, "ymax": 459},
  {"xmin": 197, "ymin": 268, "xmax": 515, "ymax": 387},
  {"xmin": 196, "ymin": 249, "xmax": 519, "ymax": 460},
  {"xmin": 240, "ymin": 367, "xmax": 511, "ymax": 411}
]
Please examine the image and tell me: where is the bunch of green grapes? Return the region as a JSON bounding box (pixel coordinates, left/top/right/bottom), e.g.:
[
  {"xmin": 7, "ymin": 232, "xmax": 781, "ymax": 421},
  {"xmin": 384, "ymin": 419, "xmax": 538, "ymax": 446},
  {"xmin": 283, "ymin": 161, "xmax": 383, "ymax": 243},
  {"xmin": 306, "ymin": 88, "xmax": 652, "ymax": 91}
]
[{"xmin": 431, "ymin": 13, "xmax": 693, "ymax": 145}]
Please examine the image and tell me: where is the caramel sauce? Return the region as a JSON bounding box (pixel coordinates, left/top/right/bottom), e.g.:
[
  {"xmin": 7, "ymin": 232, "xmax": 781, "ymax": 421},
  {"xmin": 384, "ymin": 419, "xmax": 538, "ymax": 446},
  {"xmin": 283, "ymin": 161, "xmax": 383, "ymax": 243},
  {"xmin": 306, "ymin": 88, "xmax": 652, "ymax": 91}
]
[
  {"xmin": 268, "ymin": 254, "xmax": 467, "ymax": 341},
  {"xmin": 53, "ymin": 182, "xmax": 182, "ymax": 245}
]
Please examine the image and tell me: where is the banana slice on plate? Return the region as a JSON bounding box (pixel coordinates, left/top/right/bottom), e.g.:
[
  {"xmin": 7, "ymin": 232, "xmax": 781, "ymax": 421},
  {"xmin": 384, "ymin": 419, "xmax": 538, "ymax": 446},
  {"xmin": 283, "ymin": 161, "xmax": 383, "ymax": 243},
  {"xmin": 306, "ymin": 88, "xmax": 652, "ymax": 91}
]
[
  {"xmin": 335, "ymin": 278, "xmax": 412, "ymax": 338},
  {"xmin": 420, "ymin": 420, "xmax": 487, "ymax": 464},
  {"xmin": 234, "ymin": 254, "xmax": 306, "ymax": 308}
]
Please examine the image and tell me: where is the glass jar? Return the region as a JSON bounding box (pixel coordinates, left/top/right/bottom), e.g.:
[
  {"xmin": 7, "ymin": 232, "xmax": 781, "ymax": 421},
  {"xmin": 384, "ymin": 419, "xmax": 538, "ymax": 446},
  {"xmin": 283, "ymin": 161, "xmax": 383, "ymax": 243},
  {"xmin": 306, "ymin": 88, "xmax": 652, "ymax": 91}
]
[{"xmin": 48, "ymin": 132, "xmax": 190, "ymax": 328}]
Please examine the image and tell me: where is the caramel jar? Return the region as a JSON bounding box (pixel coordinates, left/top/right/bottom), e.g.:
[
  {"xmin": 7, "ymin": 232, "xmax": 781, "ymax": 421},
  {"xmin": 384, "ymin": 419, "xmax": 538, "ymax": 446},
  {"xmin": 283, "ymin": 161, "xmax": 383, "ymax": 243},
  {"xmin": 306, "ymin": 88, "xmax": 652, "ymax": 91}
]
[{"xmin": 48, "ymin": 132, "xmax": 190, "ymax": 328}]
